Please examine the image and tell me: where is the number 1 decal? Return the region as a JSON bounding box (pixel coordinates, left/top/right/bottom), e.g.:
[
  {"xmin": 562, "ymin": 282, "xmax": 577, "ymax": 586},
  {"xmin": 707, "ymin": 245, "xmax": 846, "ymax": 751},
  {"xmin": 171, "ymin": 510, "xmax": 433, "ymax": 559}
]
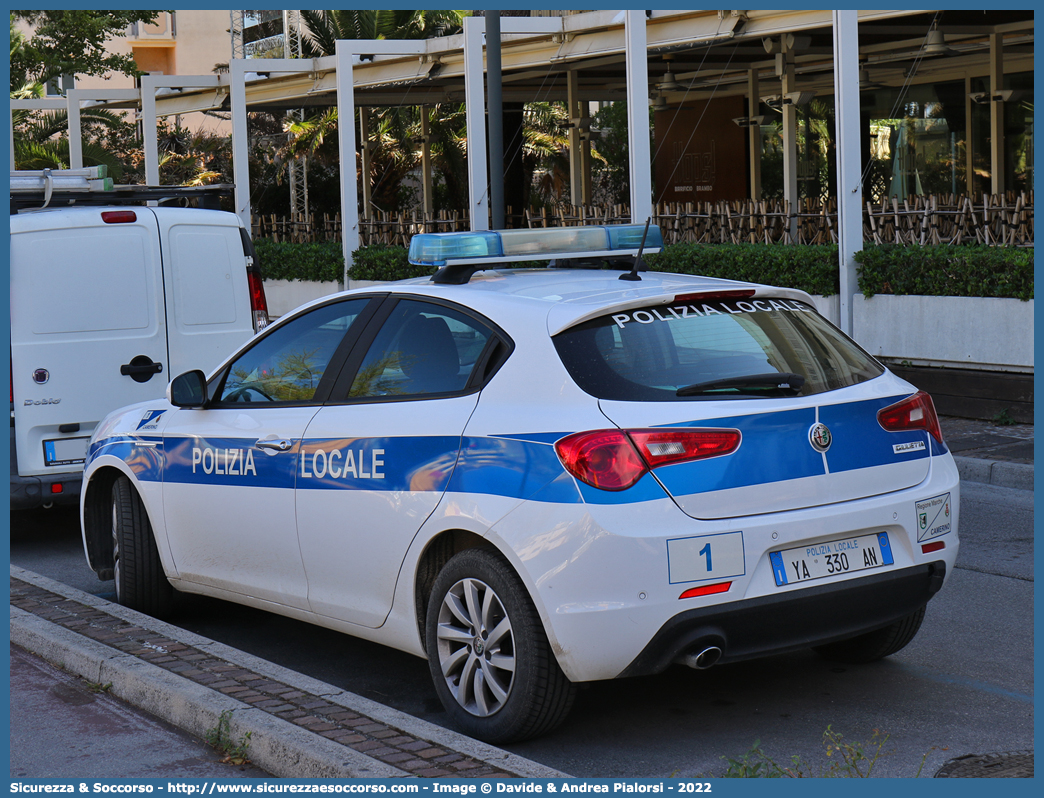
[{"xmin": 667, "ymin": 531, "xmax": 746, "ymax": 584}]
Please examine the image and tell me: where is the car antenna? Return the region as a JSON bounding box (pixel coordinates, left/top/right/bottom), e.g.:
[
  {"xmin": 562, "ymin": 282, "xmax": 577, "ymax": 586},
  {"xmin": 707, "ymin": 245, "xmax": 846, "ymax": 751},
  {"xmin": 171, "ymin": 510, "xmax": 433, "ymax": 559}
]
[{"xmin": 619, "ymin": 217, "xmax": 651, "ymax": 281}]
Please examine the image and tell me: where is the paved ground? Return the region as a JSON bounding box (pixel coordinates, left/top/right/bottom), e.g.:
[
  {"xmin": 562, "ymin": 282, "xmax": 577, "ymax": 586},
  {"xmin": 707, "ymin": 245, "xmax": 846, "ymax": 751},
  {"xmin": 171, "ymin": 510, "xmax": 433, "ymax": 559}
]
[{"xmin": 9, "ymin": 415, "xmax": 1033, "ymax": 780}]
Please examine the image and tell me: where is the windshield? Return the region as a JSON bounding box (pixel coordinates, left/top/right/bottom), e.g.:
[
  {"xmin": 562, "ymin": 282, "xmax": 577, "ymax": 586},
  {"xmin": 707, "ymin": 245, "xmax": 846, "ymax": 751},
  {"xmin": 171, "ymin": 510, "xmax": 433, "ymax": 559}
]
[{"xmin": 553, "ymin": 297, "xmax": 884, "ymax": 401}]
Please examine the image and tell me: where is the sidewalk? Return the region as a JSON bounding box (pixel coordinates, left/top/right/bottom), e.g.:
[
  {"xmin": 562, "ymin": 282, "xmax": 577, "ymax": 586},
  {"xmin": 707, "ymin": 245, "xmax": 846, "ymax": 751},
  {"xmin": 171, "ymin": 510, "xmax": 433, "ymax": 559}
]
[
  {"xmin": 9, "ymin": 415, "xmax": 1032, "ymax": 780},
  {"xmin": 940, "ymin": 415, "xmax": 1034, "ymax": 491},
  {"xmin": 10, "ymin": 567, "xmax": 567, "ymax": 779}
]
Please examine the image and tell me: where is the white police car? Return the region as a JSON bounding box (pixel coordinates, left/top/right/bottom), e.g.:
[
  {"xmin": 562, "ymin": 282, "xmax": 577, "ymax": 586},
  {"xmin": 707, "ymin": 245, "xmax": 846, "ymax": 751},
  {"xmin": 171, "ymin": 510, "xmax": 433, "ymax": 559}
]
[{"xmin": 81, "ymin": 224, "xmax": 959, "ymax": 744}]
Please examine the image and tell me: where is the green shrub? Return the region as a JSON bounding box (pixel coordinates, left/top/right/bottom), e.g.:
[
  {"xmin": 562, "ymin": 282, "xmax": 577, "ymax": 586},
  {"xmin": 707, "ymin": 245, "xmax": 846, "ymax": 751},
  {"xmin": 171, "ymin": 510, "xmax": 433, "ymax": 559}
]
[
  {"xmin": 349, "ymin": 244, "xmax": 435, "ymax": 281},
  {"xmin": 253, "ymin": 239, "xmax": 344, "ymax": 283},
  {"xmin": 854, "ymin": 244, "xmax": 1033, "ymax": 301},
  {"xmin": 253, "ymin": 238, "xmax": 1034, "ymax": 301},
  {"xmin": 645, "ymin": 243, "xmax": 840, "ymax": 296}
]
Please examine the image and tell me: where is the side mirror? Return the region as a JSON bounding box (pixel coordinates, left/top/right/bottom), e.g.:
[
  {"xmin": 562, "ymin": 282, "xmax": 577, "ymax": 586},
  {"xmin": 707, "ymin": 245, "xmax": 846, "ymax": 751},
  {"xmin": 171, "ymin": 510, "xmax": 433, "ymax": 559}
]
[{"xmin": 168, "ymin": 370, "xmax": 209, "ymax": 408}]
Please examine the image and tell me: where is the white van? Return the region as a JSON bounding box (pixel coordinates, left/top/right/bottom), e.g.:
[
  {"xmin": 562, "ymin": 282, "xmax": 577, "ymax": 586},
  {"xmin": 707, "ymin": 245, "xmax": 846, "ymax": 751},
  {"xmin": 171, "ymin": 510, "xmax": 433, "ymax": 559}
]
[{"xmin": 10, "ymin": 172, "xmax": 269, "ymax": 509}]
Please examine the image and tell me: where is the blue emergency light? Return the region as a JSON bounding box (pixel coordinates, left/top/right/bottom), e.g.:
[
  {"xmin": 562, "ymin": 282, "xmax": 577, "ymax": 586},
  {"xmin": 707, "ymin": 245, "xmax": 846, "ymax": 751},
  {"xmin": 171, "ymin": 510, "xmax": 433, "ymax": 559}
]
[{"xmin": 409, "ymin": 223, "xmax": 663, "ymax": 284}]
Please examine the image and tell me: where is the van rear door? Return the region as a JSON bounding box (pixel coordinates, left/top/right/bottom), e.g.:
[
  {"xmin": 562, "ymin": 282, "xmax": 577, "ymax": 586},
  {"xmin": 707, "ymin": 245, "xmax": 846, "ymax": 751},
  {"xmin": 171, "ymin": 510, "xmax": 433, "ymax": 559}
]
[
  {"xmin": 10, "ymin": 208, "xmax": 170, "ymax": 477},
  {"xmin": 156, "ymin": 209, "xmax": 257, "ymax": 376}
]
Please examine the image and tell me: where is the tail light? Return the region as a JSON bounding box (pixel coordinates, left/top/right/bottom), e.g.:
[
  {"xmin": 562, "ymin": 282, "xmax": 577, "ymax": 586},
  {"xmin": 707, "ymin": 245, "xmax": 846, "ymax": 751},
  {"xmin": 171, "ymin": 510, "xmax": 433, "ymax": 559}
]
[
  {"xmin": 877, "ymin": 391, "xmax": 944, "ymax": 444},
  {"xmin": 101, "ymin": 210, "xmax": 137, "ymax": 224},
  {"xmin": 555, "ymin": 428, "xmax": 741, "ymax": 491},
  {"xmin": 246, "ymin": 268, "xmax": 270, "ymax": 333}
]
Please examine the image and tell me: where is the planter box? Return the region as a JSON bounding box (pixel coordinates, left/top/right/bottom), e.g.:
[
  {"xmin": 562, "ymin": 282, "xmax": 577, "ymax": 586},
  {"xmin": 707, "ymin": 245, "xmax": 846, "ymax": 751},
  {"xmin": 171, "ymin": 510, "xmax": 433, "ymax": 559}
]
[
  {"xmin": 852, "ymin": 294, "xmax": 1033, "ymax": 373},
  {"xmin": 262, "ymin": 279, "xmax": 341, "ymax": 318}
]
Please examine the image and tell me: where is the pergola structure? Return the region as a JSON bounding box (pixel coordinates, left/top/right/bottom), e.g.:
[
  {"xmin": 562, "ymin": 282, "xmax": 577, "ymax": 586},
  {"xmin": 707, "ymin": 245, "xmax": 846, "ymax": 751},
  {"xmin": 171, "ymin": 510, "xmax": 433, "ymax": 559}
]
[{"xmin": 10, "ymin": 9, "xmax": 1034, "ymax": 334}]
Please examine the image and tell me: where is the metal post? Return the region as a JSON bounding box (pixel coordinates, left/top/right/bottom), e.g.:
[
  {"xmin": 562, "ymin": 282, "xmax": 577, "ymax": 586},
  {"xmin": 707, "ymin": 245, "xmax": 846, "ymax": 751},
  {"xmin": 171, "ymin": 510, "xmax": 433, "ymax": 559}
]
[
  {"xmin": 624, "ymin": 10, "xmax": 653, "ymax": 223},
  {"xmin": 487, "ymin": 11, "xmax": 504, "ymax": 229},
  {"xmin": 335, "ymin": 41, "xmax": 360, "ymax": 286},
  {"xmin": 781, "ymin": 39, "xmax": 798, "ymax": 240},
  {"xmin": 141, "ymin": 75, "xmax": 160, "ymax": 187},
  {"xmin": 67, "ymin": 97, "xmax": 83, "ymax": 171},
  {"xmin": 230, "ymin": 60, "xmax": 251, "ymax": 231},
  {"xmin": 989, "ymin": 33, "xmax": 1005, "ymax": 196},
  {"xmin": 360, "ymin": 109, "xmax": 372, "ymax": 221},
  {"xmin": 464, "ymin": 16, "xmax": 489, "ymax": 230},
  {"xmin": 833, "ymin": 10, "xmax": 861, "ymax": 336},
  {"xmin": 747, "ymin": 69, "xmax": 761, "ymax": 200},
  {"xmin": 567, "ymin": 70, "xmax": 582, "ymax": 205},
  {"xmin": 964, "ymin": 75, "xmax": 975, "ymax": 195},
  {"xmin": 421, "ymin": 110, "xmax": 433, "ymax": 215}
]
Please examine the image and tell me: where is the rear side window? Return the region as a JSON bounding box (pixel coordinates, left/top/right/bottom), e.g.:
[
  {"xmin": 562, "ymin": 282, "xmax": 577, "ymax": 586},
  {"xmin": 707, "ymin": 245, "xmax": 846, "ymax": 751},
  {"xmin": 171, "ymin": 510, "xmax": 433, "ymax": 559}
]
[
  {"xmin": 347, "ymin": 299, "xmax": 493, "ymax": 400},
  {"xmin": 553, "ymin": 297, "xmax": 884, "ymax": 401}
]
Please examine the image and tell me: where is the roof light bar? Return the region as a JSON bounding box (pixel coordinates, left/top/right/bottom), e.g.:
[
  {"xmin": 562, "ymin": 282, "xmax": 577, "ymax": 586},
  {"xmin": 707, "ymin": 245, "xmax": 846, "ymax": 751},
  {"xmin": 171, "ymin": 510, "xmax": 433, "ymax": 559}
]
[{"xmin": 409, "ymin": 224, "xmax": 664, "ymax": 284}]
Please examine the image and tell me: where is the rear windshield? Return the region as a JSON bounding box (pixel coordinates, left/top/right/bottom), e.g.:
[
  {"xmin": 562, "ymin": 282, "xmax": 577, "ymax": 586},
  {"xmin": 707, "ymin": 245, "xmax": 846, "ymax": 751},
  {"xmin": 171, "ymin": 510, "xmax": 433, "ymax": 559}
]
[{"xmin": 553, "ymin": 297, "xmax": 884, "ymax": 401}]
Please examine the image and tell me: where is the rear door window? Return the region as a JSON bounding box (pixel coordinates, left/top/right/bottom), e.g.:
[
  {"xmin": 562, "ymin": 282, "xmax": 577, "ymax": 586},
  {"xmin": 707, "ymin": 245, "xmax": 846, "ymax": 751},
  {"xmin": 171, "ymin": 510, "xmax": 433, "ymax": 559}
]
[
  {"xmin": 345, "ymin": 299, "xmax": 495, "ymax": 400},
  {"xmin": 553, "ymin": 297, "xmax": 884, "ymax": 401}
]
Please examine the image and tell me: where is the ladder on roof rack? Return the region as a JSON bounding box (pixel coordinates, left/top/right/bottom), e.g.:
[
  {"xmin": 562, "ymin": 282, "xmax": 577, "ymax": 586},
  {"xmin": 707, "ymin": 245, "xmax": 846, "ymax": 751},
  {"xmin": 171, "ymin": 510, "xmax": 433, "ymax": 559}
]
[
  {"xmin": 10, "ymin": 167, "xmax": 114, "ymax": 195},
  {"xmin": 10, "ymin": 169, "xmax": 234, "ymax": 213}
]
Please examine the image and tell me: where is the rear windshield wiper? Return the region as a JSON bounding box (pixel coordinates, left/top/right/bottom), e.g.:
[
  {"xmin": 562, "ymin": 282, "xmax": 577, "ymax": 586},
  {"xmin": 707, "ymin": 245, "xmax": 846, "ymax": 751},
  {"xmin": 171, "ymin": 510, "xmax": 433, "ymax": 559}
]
[{"xmin": 676, "ymin": 372, "xmax": 806, "ymax": 397}]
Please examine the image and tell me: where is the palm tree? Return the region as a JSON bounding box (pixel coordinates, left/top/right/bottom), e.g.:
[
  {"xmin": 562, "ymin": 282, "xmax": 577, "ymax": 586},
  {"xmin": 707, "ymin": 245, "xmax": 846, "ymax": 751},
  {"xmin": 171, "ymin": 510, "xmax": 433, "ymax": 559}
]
[
  {"xmin": 287, "ymin": 10, "xmax": 469, "ymax": 213},
  {"xmin": 523, "ymin": 102, "xmax": 571, "ymax": 210}
]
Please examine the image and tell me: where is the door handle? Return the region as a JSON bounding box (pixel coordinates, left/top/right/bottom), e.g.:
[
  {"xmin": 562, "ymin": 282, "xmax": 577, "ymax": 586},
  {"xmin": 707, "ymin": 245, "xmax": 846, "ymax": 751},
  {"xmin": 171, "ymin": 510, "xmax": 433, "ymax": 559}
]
[
  {"xmin": 120, "ymin": 355, "xmax": 163, "ymax": 383},
  {"xmin": 255, "ymin": 439, "xmax": 292, "ymax": 452}
]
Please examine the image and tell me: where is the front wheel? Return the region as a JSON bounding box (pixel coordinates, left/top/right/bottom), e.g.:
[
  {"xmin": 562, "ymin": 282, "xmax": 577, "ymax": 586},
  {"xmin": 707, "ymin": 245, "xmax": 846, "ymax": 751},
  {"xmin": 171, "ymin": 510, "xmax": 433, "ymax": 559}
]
[
  {"xmin": 425, "ymin": 548, "xmax": 576, "ymax": 743},
  {"xmin": 813, "ymin": 606, "xmax": 926, "ymax": 663},
  {"xmin": 111, "ymin": 475, "xmax": 174, "ymax": 617}
]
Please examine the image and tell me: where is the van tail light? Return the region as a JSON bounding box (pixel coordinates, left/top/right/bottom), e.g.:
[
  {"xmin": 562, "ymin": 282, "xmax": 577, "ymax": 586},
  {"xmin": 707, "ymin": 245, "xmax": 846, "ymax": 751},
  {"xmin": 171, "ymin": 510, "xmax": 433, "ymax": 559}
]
[
  {"xmin": 246, "ymin": 268, "xmax": 270, "ymax": 333},
  {"xmin": 877, "ymin": 391, "xmax": 944, "ymax": 444},
  {"xmin": 555, "ymin": 428, "xmax": 742, "ymax": 491},
  {"xmin": 101, "ymin": 210, "xmax": 137, "ymax": 224}
]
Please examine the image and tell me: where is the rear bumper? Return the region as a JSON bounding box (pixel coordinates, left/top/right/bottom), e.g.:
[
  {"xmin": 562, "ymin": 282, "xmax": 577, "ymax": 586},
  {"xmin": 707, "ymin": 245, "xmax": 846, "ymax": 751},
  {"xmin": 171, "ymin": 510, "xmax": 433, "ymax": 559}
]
[
  {"xmin": 619, "ymin": 560, "xmax": 946, "ymax": 678},
  {"xmin": 10, "ymin": 426, "xmax": 82, "ymax": 510}
]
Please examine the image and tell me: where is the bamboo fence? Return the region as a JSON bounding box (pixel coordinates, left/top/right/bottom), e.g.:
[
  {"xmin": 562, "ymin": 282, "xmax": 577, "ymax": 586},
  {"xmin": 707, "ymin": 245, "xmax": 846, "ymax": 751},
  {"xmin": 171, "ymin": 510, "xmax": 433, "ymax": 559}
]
[{"xmin": 252, "ymin": 192, "xmax": 1034, "ymax": 249}]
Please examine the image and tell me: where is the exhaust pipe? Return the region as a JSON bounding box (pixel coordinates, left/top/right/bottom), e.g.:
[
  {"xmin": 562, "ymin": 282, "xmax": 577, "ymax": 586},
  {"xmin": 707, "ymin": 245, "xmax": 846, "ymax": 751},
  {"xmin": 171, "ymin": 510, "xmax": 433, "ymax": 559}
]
[{"xmin": 682, "ymin": 645, "xmax": 722, "ymax": 670}]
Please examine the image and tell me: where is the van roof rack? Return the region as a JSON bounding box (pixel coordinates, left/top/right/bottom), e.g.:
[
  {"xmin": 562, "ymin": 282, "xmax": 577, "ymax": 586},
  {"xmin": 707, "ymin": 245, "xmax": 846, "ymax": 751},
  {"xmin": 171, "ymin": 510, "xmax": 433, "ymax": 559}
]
[{"xmin": 10, "ymin": 168, "xmax": 233, "ymax": 213}]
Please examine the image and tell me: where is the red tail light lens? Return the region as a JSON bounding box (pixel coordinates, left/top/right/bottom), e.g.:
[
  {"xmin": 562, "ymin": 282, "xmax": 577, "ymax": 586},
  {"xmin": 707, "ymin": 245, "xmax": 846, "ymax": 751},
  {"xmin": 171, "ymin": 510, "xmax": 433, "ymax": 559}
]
[
  {"xmin": 555, "ymin": 428, "xmax": 742, "ymax": 491},
  {"xmin": 555, "ymin": 430, "xmax": 647, "ymax": 491},
  {"xmin": 877, "ymin": 391, "xmax": 944, "ymax": 444},
  {"xmin": 101, "ymin": 210, "xmax": 137, "ymax": 224},
  {"xmin": 246, "ymin": 269, "xmax": 270, "ymax": 332}
]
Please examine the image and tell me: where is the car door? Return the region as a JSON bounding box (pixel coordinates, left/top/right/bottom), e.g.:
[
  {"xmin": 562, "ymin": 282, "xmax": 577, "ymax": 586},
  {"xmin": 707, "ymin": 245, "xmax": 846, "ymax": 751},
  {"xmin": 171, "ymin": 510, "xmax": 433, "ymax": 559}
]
[
  {"xmin": 296, "ymin": 296, "xmax": 506, "ymax": 628},
  {"xmin": 161, "ymin": 296, "xmax": 378, "ymax": 608}
]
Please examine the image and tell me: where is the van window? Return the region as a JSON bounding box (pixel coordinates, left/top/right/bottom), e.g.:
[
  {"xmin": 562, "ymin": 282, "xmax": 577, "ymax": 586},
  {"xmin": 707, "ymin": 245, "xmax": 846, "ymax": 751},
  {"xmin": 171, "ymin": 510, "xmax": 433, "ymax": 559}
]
[{"xmin": 553, "ymin": 298, "xmax": 884, "ymax": 401}]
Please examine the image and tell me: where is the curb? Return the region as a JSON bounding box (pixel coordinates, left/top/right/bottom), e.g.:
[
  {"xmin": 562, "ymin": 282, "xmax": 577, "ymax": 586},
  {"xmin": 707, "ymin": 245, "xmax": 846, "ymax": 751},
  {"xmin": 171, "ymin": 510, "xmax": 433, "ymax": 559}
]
[
  {"xmin": 954, "ymin": 456, "xmax": 1034, "ymax": 491},
  {"xmin": 10, "ymin": 566, "xmax": 569, "ymax": 780}
]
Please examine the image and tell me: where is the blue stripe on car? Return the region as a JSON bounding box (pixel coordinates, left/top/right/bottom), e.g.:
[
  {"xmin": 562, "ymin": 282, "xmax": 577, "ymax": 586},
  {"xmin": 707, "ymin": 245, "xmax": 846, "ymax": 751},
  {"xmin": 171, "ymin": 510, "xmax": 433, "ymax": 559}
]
[{"xmin": 92, "ymin": 395, "xmax": 939, "ymax": 504}]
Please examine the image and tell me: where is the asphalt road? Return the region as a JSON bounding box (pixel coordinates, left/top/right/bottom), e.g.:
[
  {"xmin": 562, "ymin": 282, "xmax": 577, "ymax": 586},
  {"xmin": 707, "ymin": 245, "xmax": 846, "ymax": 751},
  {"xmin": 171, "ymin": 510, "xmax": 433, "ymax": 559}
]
[{"xmin": 10, "ymin": 480, "xmax": 1034, "ymax": 778}]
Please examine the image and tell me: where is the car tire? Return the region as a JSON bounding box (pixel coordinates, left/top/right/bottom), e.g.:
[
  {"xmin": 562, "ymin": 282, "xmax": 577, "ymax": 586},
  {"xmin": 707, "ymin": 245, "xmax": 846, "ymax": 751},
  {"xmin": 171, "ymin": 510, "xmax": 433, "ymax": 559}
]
[
  {"xmin": 112, "ymin": 475, "xmax": 174, "ymax": 617},
  {"xmin": 813, "ymin": 606, "xmax": 926, "ymax": 663},
  {"xmin": 425, "ymin": 547, "xmax": 576, "ymax": 744}
]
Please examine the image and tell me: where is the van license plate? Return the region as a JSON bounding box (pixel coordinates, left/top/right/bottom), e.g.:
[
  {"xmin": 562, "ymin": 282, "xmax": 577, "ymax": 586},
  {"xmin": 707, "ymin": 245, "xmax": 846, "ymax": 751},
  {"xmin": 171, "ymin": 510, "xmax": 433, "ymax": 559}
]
[
  {"xmin": 43, "ymin": 437, "xmax": 90, "ymax": 466},
  {"xmin": 769, "ymin": 532, "xmax": 893, "ymax": 587}
]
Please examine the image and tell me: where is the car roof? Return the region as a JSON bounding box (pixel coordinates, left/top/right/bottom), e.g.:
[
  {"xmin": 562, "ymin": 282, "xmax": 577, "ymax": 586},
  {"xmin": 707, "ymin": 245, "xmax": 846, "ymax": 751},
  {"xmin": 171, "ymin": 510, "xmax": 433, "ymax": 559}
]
[{"xmin": 376, "ymin": 268, "xmax": 816, "ymax": 336}]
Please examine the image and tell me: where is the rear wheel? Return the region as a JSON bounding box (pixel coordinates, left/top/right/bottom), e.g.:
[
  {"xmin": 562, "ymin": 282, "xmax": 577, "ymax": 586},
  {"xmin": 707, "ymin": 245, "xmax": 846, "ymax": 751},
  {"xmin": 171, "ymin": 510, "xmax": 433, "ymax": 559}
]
[
  {"xmin": 425, "ymin": 548, "xmax": 576, "ymax": 743},
  {"xmin": 813, "ymin": 606, "xmax": 926, "ymax": 663},
  {"xmin": 111, "ymin": 475, "xmax": 173, "ymax": 617}
]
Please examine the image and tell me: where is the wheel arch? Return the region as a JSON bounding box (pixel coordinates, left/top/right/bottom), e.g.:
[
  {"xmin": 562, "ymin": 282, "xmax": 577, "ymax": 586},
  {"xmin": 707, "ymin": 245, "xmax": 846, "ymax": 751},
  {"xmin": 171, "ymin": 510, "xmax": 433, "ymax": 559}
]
[
  {"xmin": 81, "ymin": 463, "xmax": 136, "ymax": 579},
  {"xmin": 412, "ymin": 528, "xmax": 490, "ymax": 648}
]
